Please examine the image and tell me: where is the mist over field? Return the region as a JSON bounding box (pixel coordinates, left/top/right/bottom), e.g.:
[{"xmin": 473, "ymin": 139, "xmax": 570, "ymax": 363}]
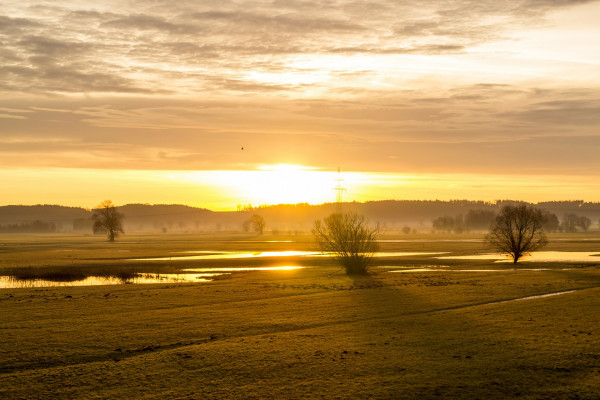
[{"xmin": 1, "ymin": 200, "xmax": 599, "ymax": 234}]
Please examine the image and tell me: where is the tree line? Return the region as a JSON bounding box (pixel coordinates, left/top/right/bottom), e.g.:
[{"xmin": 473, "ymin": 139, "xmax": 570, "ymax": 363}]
[
  {"xmin": 0, "ymin": 220, "xmax": 57, "ymax": 233},
  {"xmin": 431, "ymin": 209, "xmax": 592, "ymax": 233}
]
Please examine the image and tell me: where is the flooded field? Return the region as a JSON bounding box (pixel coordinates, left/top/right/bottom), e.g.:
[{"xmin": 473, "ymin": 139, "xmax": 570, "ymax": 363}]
[
  {"xmin": 1, "ymin": 232, "xmax": 598, "ymax": 289},
  {"xmin": 0, "ymin": 266, "xmax": 306, "ymax": 289},
  {"xmin": 0, "ymin": 272, "xmax": 224, "ymax": 289},
  {"xmin": 132, "ymin": 250, "xmax": 322, "ymax": 261},
  {"xmin": 131, "ymin": 250, "xmax": 446, "ymax": 261},
  {"xmin": 437, "ymin": 251, "xmax": 600, "ymax": 262},
  {"xmin": 385, "ymin": 267, "xmax": 573, "ymax": 273},
  {"xmin": 1, "ymin": 232, "xmax": 599, "ymax": 399}
]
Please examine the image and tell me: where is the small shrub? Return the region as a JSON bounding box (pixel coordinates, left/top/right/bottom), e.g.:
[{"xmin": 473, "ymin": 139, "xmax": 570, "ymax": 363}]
[{"xmin": 313, "ymin": 213, "xmax": 380, "ymax": 275}]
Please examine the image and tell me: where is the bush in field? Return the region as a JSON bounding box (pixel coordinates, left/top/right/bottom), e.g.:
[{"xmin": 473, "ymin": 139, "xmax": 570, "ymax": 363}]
[
  {"xmin": 464, "ymin": 209, "xmax": 496, "ymax": 231},
  {"xmin": 92, "ymin": 200, "xmax": 124, "ymax": 242},
  {"xmin": 432, "ymin": 215, "xmax": 455, "ymax": 232},
  {"xmin": 243, "ymin": 214, "xmax": 266, "ymax": 234},
  {"xmin": 541, "ymin": 211, "xmax": 560, "ymax": 233},
  {"xmin": 560, "ymin": 213, "xmax": 592, "ymax": 232},
  {"xmin": 486, "ymin": 205, "xmax": 547, "ymax": 263},
  {"xmin": 313, "ymin": 213, "xmax": 380, "ymax": 275}
]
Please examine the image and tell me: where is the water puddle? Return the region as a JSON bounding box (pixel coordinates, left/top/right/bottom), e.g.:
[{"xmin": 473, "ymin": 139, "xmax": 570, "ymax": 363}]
[
  {"xmin": 231, "ymin": 240, "xmax": 295, "ymax": 243},
  {"xmin": 0, "ymin": 273, "xmax": 224, "ymax": 289},
  {"xmin": 374, "ymin": 252, "xmax": 447, "ymax": 257},
  {"xmin": 491, "ymin": 290, "xmax": 578, "ymax": 305},
  {"xmin": 386, "ymin": 268, "xmax": 565, "ymax": 273},
  {"xmin": 132, "ymin": 251, "xmax": 322, "ymax": 261},
  {"xmin": 378, "ymin": 239, "xmax": 484, "ymax": 243},
  {"xmin": 0, "ymin": 265, "xmax": 305, "ymax": 289},
  {"xmin": 388, "ymin": 268, "xmax": 446, "ymax": 273},
  {"xmin": 436, "ymin": 251, "xmax": 600, "ymax": 263},
  {"xmin": 184, "ymin": 266, "xmax": 304, "ymax": 272},
  {"xmin": 131, "ymin": 251, "xmax": 446, "ymax": 261}
]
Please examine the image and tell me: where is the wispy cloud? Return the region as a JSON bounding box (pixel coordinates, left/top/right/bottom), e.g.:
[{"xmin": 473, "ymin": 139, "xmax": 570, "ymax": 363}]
[
  {"xmin": 0, "ymin": 0, "xmax": 599, "ymax": 178},
  {"xmin": 2, "ymin": 0, "xmax": 596, "ymax": 96}
]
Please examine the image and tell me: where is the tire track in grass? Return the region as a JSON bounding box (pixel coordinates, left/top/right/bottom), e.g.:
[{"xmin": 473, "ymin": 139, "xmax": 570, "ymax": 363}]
[{"xmin": 2, "ymin": 286, "xmax": 598, "ymax": 375}]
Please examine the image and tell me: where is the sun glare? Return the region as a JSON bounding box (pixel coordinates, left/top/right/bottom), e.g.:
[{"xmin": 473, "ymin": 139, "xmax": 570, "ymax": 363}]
[
  {"xmin": 220, "ymin": 164, "xmax": 338, "ymax": 205},
  {"xmin": 175, "ymin": 165, "xmax": 371, "ymax": 207}
]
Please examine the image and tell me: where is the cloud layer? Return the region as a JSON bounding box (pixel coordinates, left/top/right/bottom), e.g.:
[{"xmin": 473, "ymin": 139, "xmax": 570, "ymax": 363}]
[{"xmin": 1, "ymin": 0, "xmax": 600, "ymax": 178}]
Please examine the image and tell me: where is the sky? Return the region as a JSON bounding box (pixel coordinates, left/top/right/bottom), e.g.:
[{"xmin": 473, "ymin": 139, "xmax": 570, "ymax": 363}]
[{"xmin": 1, "ymin": 0, "xmax": 599, "ymax": 210}]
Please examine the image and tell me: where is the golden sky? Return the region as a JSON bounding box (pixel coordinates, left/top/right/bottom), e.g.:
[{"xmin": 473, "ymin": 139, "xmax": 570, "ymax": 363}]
[{"xmin": 1, "ymin": 0, "xmax": 599, "ymax": 209}]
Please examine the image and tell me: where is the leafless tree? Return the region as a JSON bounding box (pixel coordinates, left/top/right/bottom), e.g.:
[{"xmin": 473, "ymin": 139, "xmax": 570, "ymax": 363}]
[
  {"xmin": 313, "ymin": 213, "xmax": 380, "ymax": 275},
  {"xmin": 486, "ymin": 205, "xmax": 547, "ymax": 263},
  {"xmin": 92, "ymin": 200, "xmax": 124, "ymax": 242}
]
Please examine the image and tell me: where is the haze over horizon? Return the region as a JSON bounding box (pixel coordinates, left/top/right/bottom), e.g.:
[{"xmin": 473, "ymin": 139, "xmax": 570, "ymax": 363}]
[{"xmin": 2, "ymin": 0, "xmax": 599, "ymax": 210}]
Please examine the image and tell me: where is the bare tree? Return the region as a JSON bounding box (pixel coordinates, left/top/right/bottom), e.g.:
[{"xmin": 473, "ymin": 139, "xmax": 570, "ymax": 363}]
[
  {"xmin": 313, "ymin": 213, "xmax": 380, "ymax": 275},
  {"xmin": 92, "ymin": 200, "xmax": 124, "ymax": 242},
  {"xmin": 486, "ymin": 205, "xmax": 547, "ymax": 263}
]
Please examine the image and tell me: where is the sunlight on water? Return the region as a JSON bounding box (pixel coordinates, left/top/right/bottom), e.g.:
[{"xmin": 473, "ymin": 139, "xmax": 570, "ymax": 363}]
[
  {"xmin": 386, "ymin": 268, "xmax": 567, "ymax": 273},
  {"xmin": 378, "ymin": 239, "xmax": 484, "ymax": 243},
  {"xmin": 492, "ymin": 290, "xmax": 578, "ymax": 304},
  {"xmin": 388, "ymin": 268, "xmax": 447, "ymax": 273},
  {"xmin": 132, "ymin": 251, "xmax": 322, "ymax": 261},
  {"xmin": 132, "ymin": 251, "xmax": 446, "ymax": 261},
  {"xmin": 374, "ymin": 252, "xmax": 447, "ymax": 257},
  {"xmin": 183, "ymin": 266, "xmax": 304, "ymax": 272},
  {"xmin": 436, "ymin": 251, "xmax": 600, "ymax": 262},
  {"xmin": 0, "ymin": 273, "xmax": 224, "ymax": 289}
]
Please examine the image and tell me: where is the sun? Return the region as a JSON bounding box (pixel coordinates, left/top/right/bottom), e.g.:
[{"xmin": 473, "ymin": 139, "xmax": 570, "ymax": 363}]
[
  {"xmin": 230, "ymin": 164, "xmax": 338, "ymax": 205},
  {"xmin": 171, "ymin": 165, "xmax": 372, "ymax": 209}
]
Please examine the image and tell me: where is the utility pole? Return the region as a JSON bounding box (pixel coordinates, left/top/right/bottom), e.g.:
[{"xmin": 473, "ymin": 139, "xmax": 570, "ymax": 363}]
[{"xmin": 334, "ymin": 167, "xmax": 346, "ymax": 213}]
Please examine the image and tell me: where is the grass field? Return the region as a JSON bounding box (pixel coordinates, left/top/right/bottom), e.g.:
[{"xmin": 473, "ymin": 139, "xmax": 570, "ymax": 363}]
[{"xmin": 1, "ymin": 232, "xmax": 599, "ymax": 399}]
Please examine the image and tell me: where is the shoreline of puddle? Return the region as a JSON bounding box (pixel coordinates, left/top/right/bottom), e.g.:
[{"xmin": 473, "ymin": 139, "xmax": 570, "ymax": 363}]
[
  {"xmin": 0, "ymin": 266, "xmax": 305, "ymax": 289},
  {"xmin": 2, "ymin": 249, "xmax": 598, "ymax": 289}
]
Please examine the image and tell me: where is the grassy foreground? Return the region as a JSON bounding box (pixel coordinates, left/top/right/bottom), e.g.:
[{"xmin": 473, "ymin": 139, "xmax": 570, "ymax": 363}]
[{"xmin": 1, "ymin": 233, "xmax": 599, "ymax": 399}]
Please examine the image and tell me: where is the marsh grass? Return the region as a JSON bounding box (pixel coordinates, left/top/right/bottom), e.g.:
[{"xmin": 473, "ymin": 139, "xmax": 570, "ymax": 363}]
[
  {"xmin": 4, "ymin": 266, "xmax": 141, "ymax": 283},
  {"xmin": 110, "ymin": 268, "xmax": 139, "ymax": 283}
]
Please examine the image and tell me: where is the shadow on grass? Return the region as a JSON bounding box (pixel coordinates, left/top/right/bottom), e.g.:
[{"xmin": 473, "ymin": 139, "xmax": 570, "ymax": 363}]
[{"xmin": 343, "ymin": 266, "xmax": 600, "ymax": 399}]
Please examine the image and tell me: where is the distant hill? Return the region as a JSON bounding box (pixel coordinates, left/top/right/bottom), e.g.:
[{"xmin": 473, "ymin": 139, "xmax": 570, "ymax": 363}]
[
  {"xmin": 1, "ymin": 200, "xmax": 598, "ymax": 233},
  {"xmin": 117, "ymin": 204, "xmax": 241, "ymax": 232},
  {"xmin": 0, "ymin": 205, "xmax": 89, "ymax": 231}
]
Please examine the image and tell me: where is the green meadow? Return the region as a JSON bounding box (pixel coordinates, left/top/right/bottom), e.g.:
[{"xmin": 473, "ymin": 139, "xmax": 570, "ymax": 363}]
[{"xmin": 1, "ymin": 232, "xmax": 599, "ymax": 399}]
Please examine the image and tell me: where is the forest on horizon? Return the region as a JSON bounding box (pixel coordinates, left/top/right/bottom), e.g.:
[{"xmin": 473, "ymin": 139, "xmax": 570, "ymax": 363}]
[{"xmin": 1, "ymin": 200, "xmax": 599, "ymax": 234}]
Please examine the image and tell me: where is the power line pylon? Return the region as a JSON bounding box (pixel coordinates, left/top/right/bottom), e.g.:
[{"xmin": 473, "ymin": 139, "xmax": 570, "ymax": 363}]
[{"xmin": 334, "ymin": 167, "xmax": 346, "ymax": 213}]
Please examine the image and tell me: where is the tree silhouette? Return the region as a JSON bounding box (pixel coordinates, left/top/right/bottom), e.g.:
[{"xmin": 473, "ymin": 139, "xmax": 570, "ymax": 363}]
[
  {"xmin": 313, "ymin": 213, "xmax": 380, "ymax": 275},
  {"xmin": 486, "ymin": 205, "xmax": 547, "ymax": 263},
  {"xmin": 244, "ymin": 214, "xmax": 265, "ymax": 234},
  {"xmin": 92, "ymin": 200, "xmax": 124, "ymax": 242}
]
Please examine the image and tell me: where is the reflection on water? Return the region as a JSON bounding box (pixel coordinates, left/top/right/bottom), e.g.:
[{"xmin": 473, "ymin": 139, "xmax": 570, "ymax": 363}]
[
  {"xmin": 378, "ymin": 239, "xmax": 484, "ymax": 243},
  {"xmin": 0, "ymin": 273, "xmax": 225, "ymax": 289},
  {"xmin": 388, "ymin": 268, "xmax": 447, "ymax": 273},
  {"xmin": 492, "ymin": 290, "xmax": 577, "ymax": 304},
  {"xmin": 386, "ymin": 268, "xmax": 568, "ymax": 273},
  {"xmin": 437, "ymin": 251, "xmax": 600, "ymax": 262},
  {"xmin": 132, "ymin": 251, "xmax": 446, "ymax": 261},
  {"xmin": 374, "ymin": 252, "xmax": 447, "ymax": 257},
  {"xmin": 0, "ymin": 265, "xmax": 304, "ymax": 289},
  {"xmin": 231, "ymin": 240, "xmax": 295, "ymax": 243},
  {"xmin": 184, "ymin": 266, "xmax": 304, "ymax": 272},
  {"xmin": 132, "ymin": 251, "xmax": 322, "ymax": 261}
]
